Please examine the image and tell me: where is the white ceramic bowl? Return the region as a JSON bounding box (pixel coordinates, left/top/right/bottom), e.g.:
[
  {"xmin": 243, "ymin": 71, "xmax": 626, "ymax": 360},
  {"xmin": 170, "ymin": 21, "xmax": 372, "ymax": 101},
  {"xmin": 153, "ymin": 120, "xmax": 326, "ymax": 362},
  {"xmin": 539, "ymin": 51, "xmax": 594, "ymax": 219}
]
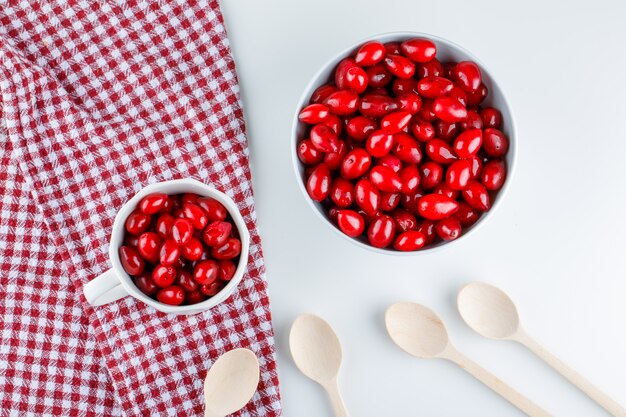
[
  {"xmin": 84, "ymin": 178, "xmax": 250, "ymax": 315},
  {"xmin": 291, "ymin": 32, "xmax": 517, "ymax": 255}
]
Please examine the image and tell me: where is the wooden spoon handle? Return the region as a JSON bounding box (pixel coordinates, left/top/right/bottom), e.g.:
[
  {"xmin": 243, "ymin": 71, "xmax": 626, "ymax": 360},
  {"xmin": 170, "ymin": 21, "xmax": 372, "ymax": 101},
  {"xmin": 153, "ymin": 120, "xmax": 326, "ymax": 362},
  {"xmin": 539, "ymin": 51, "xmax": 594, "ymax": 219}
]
[
  {"xmin": 515, "ymin": 331, "xmax": 626, "ymax": 417},
  {"xmin": 445, "ymin": 348, "xmax": 553, "ymax": 417},
  {"xmin": 323, "ymin": 379, "xmax": 349, "ymax": 417}
]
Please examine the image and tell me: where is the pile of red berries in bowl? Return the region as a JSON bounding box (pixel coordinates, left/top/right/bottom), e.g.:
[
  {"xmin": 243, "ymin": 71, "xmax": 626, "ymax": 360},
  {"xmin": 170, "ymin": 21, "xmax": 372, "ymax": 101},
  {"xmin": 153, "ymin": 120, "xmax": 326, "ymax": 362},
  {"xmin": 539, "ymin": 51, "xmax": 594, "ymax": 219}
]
[
  {"xmin": 119, "ymin": 193, "xmax": 243, "ymax": 306},
  {"xmin": 293, "ymin": 33, "xmax": 515, "ymax": 253}
]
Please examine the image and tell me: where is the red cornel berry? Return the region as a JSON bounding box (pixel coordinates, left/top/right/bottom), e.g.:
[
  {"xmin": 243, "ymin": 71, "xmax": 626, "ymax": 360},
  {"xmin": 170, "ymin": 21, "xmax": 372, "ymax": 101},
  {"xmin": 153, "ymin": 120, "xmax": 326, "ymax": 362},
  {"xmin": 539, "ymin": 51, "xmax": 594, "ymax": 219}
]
[
  {"xmin": 400, "ymin": 38, "xmax": 436, "ymax": 63},
  {"xmin": 119, "ymin": 246, "xmax": 145, "ymax": 276},
  {"xmin": 120, "ymin": 193, "xmax": 242, "ymax": 305},
  {"xmin": 355, "ymin": 41, "xmax": 386, "ymax": 66},
  {"xmin": 297, "ymin": 36, "xmax": 510, "ymax": 251},
  {"xmin": 211, "ymin": 238, "xmax": 242, "ymax": 260},
  {"xmin": 139, "ymin": 193, "xmax": 168, "ymax": 215},
  {"xmin": 157, "ymin": 286, "xmax": 185, "ymax": 306},
  {"xmin": 337, "ymin": 210, "xmax": 365, "ymax": 237}
]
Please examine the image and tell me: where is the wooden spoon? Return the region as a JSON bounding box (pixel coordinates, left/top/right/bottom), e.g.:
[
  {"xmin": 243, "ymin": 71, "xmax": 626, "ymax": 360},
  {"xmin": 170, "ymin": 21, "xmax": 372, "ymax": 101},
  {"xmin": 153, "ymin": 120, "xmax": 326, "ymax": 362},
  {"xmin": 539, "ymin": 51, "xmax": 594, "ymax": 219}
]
[
  {"xmin": 385, "ymin": 302, "xmax": 553, "ymax": 417},
  {"xmin": 203, "ymin": 348, "xmax": 260, "ymax": 417},
  {"xmin": 289, "ymin": 314, "xmax": 349, "ymax": 417},
  {"xmin": 458, "ymin": 282, "xmax": 626, "ymax": 417}
]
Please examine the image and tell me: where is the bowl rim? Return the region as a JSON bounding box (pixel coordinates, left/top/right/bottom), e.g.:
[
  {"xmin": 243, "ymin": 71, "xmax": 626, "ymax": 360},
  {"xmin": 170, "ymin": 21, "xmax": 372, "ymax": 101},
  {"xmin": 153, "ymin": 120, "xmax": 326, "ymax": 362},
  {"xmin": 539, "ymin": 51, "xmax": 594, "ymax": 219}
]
[{"xmin": 290, "ymin": 31, "xmax": 518, "ymax": 256}]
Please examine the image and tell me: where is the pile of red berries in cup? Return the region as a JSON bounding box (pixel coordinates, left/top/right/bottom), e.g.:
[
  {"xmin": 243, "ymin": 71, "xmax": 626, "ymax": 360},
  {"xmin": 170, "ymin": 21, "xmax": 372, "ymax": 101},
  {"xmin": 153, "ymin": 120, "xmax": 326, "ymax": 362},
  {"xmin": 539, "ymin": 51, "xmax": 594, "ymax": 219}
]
[
  {"xmin": 296, "ymin": 38, "xmax": 509, "ymax": 251},
  {"xmin": 119, "ymin": 193, "xmax": 242, "ymax": 306}
]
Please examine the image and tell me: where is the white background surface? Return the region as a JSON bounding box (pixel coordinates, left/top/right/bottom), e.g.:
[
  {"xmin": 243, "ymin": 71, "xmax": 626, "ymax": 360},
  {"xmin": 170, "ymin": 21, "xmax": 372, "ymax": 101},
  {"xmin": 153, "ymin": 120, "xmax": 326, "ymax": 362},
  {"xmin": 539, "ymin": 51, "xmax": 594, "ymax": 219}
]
[{"xmin": 220, "ymin": 1, "xmax": 626, "ymax": 416}]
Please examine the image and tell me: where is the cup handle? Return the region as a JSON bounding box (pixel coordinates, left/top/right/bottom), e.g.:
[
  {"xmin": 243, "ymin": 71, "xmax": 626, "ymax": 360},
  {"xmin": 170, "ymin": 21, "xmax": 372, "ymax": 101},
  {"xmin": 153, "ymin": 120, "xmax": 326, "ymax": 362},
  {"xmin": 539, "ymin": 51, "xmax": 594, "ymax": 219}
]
[{"xmin": 83, "ymin": 268, "xmax": 129, "ymax": 306}]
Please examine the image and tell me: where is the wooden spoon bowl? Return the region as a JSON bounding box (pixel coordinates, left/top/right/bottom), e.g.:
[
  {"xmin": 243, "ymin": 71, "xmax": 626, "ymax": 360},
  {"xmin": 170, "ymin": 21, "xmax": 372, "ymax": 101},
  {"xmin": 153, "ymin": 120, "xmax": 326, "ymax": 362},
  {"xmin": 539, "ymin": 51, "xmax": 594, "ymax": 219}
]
[
  {"xmin": 203, "ymin": 348, "xmax": 259, "ymax": 417},
  {"xmin": 290, "ymin": 314, "xmax": 349, "ymax": 417}
]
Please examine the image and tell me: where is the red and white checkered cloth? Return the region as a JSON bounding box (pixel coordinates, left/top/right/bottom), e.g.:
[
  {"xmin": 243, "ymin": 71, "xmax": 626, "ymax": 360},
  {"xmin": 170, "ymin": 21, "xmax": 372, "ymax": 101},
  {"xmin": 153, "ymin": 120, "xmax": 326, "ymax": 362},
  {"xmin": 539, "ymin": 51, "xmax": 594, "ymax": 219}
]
[{"xmin": 0, "ymin": 1, "xmax": 282, "ymax": 416}]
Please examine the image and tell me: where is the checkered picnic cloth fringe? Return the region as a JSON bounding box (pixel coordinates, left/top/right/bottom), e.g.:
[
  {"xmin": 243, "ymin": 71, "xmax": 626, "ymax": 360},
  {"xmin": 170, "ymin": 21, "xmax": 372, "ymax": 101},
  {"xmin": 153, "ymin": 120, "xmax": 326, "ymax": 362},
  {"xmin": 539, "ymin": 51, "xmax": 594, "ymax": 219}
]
[{"xmin": 0, "ymin": 1, "xmax": 282, "ymax": 416}]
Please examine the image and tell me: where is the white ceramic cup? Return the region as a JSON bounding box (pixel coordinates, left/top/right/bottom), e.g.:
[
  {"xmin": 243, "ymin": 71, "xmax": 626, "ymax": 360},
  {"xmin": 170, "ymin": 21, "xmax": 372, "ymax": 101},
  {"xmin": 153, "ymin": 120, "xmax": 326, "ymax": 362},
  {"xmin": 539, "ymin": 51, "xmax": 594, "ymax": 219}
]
[
  {"xmin": 291, "ymin": 31, "xmax": 518, "ymax": 255},
  {"xmin": 83, "ymin": 178, "xmax": 250, "ymax": 315}
]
